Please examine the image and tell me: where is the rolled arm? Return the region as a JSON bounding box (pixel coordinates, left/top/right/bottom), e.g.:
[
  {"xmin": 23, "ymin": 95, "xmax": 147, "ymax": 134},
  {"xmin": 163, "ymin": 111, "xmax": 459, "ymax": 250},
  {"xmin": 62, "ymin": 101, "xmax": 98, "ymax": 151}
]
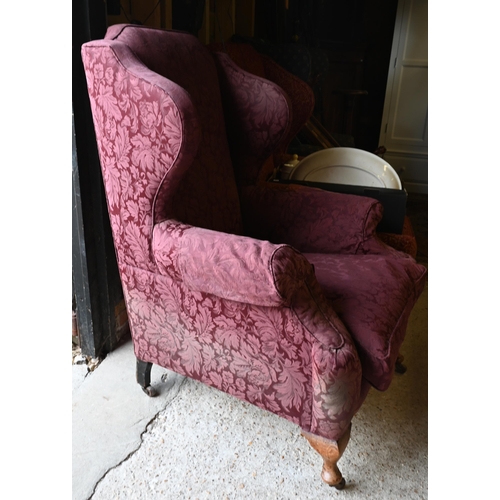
[
  {"xmin": 152, "ymin": 219, "xmax": 315, "ymax": 307},
  {"xmin": 153, "ymin": 218, "xmax": 366, "ymax": 442},
  {"xmin": 241, "ymin": 183, "xmax": 386, "ymax": 255}
]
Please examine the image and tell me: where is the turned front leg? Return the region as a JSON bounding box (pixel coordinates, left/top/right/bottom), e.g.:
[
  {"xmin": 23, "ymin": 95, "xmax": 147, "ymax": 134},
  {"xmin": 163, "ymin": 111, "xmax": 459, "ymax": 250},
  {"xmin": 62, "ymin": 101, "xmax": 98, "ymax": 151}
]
[
  {"xmin": 302, "ymin": 423, "xmax": 352, "ymax": 489},
  {"xmin": 136, "ymin": 358, "xmax": 157, "ymax": 397}
]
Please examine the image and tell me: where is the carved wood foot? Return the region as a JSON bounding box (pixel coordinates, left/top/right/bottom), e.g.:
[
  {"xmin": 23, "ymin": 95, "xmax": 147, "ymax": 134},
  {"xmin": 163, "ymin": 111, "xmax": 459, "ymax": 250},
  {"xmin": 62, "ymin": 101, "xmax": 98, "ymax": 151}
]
[{"xmin": 302, "ymin": 423, "xmax": 352, "ymax": 489}]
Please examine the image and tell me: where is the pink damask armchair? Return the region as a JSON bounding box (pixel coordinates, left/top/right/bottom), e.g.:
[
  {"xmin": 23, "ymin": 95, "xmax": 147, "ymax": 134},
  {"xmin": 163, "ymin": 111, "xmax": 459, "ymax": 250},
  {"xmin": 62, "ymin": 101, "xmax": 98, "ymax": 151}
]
[{"xmin": 81, "ymin": 24, "xmax": 426, "ymax": 489}]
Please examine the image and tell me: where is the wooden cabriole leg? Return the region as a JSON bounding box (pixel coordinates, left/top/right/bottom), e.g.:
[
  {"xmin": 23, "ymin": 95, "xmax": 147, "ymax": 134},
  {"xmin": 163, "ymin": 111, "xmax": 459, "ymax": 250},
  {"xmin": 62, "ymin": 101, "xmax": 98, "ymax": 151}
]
[
  {"xmin": 136, "ymin": 358, "xmax": 157, "ymax": 397},
  {"xmin": 302, "ymin": 423, "xmax": 352, "ymax": 490}
]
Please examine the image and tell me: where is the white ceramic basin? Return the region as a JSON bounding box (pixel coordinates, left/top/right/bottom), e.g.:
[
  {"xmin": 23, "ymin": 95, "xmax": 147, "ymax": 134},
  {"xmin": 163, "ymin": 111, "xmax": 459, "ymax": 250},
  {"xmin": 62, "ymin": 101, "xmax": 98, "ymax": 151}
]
[{"xmin": 289, "ymin": 147, "xmax": 402, "ymax": 189}]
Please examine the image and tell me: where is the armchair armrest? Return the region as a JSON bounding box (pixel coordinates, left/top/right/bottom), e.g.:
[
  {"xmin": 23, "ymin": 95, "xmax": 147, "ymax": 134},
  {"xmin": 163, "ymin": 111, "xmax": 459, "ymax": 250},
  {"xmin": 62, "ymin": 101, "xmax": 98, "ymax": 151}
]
[
  {"xmin": 152, "ymin": 220, "xmax": 314, "ymax": 307},
  {"xmin": 241, "ymin": 183, "xmax": 386, "ymax": 255}
]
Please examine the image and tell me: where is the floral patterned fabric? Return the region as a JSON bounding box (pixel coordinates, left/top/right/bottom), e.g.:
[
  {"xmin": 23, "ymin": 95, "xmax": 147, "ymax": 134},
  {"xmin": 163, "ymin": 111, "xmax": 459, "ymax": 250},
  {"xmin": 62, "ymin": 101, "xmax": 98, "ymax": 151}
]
[
  {"xmin": 81, "ymin": 25, "xmax": 427, "ymax": 445},
  {"xmin": 81, "ymin": 39, "xmax": 200, "ymax": 273},
  {"xmin": 241, "ymin": 183, "xmax": 386, "ymax": 255},
  {"xmin": 122, "ymin": 262, "xmax": 364, "ymax": 441},
  {"xmin": 208, "ymin": 42, "xmax": 315, "ymax": 183},
  {"xmin": 152, "ymin": 220, "xmax": 315, "ymax": 308},
  {"xmin": 209, "ymin": 40, "xmax": 418, "ymax": 260},
  {"xmin": 378, "ymin": 216, "xmax": 418, "ymax": 259},
  {"xmin": 304, "ymin": 253, "xmax": 427, "ymax": 391},
  {"xmin": 259, "ymin": 54, "xmax": 315, "ymax": 155},
  {"xmin": 212, "ymin": 51, "xmax": 291, "ymax": 187},
  {"xmin": 103, "ymin": 24, "xmax": 243, "ymax": 236}
]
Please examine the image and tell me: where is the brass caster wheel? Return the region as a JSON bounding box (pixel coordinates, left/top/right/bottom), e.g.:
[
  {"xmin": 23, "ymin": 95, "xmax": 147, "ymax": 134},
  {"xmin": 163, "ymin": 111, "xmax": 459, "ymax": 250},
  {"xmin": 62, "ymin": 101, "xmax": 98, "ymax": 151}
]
[
  {"xmin": 331, "ymin": 478, "xmax": 346, "ymax": 490},
  {"xmin": 142, "ymin": 385, "xmax": 157, "ymax": 397}
]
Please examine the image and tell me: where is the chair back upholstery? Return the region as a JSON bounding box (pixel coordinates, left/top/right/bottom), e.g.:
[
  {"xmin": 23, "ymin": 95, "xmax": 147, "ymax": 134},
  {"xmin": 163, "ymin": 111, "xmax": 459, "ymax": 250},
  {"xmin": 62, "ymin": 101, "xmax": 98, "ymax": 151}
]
[
  {"xmin": 81, "ymin": 25, "xmax": 244, "ymax": 273},
  {"xmin": 209, "ymin": 41, "xmax": 315, "ymax": 184}
]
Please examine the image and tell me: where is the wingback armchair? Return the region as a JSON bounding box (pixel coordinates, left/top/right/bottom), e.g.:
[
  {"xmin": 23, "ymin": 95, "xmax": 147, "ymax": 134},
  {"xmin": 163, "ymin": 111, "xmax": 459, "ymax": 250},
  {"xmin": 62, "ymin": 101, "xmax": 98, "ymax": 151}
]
[{"xmin": 81, "ymin": 24, "xmax": 427, "ymax": 489}]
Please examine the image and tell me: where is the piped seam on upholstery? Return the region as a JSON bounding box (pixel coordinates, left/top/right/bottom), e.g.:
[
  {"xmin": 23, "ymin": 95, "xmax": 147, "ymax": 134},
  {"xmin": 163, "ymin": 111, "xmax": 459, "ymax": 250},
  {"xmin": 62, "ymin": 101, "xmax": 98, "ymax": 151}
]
[
  {"xmin": 84, "ymin": 43, "xmax": 195, "ymax": 273},
  {"xmin": 364, "ymin": 265, "xmax": 427, "ymax": 368},
  {"xmin": 290, "ymin": 279, "xmax": 345, "ymax": 351},
  {"xmin": 358, "ymin": 200, "xmax": 382, "ymax": 253},
  {"xmin": 269, "ymin": 244, "xmax": 302, "ymax": 306}
]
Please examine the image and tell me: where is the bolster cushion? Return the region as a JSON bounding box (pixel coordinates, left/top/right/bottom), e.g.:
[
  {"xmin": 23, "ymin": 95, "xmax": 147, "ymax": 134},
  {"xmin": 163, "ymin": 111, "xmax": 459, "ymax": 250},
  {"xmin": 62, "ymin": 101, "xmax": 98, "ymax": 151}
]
[{"xmin": 152, "ymin": 220, "xmax": 314, "ymax": 307}]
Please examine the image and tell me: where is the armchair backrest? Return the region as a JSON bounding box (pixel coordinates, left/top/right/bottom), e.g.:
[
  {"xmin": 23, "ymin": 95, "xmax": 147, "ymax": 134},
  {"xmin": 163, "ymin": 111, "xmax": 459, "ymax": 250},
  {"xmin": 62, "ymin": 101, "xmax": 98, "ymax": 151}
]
[
  {"xmin": 81, "ymin": 25, "xmax": 245, "ymax": 272},
  {"xmin": 105, "ymin": 25, "xmax": 243, "ymax": 234}
]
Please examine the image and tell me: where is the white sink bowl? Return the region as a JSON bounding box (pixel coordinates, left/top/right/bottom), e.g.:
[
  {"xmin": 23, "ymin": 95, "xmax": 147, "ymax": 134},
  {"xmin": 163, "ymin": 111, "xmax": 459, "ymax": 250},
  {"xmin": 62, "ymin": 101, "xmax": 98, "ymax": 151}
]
[{"xmin": 289, "ymin": 147, "xmax": 402, "ymax": 190}]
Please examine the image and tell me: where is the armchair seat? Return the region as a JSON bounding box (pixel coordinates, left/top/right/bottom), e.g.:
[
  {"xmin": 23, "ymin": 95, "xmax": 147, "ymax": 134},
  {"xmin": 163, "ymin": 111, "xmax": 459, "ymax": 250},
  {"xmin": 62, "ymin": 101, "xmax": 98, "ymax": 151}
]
[{"xmin": 304, "ymin": 253, "xmax": 427, "ymax": 391}]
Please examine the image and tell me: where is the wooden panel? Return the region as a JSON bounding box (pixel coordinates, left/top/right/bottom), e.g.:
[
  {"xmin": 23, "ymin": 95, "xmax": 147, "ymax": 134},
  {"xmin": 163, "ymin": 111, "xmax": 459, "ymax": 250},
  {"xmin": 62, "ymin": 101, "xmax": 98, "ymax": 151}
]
[
  {"xmin": 384, "ymin": 152, "xmax": 428, "ymax": 193},
  {"xmin": 199, "ymin": 0, "xmax": 235, "ymax": 44},
  {"xmin": 391, "ymin": 65, "xmax": 428, "ymax": 143},
  {"xmin": 107, "ymin": 0, "xmax": 172, "ymax": 29},
  {"xmin": 235, "ymin": 0, "xmax": 255, "ymax": 37},
  {"xmin": 402, "ymin": 0, "xmax": 428, "ymax": 62}
]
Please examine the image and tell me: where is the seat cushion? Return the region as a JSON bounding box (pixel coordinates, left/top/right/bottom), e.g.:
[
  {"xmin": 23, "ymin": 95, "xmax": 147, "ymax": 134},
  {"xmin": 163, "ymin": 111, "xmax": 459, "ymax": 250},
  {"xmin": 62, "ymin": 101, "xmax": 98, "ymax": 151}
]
[{"xmin": 304, "ymin": 253, "xmax": 427, "ymax": 391}]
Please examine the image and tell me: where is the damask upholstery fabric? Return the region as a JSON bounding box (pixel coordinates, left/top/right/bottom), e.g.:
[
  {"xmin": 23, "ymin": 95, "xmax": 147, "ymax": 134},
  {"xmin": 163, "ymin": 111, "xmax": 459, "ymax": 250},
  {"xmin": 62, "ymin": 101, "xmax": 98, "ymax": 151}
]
[
  {"xmin": 81, "ymin": 40, "xmax": 200, "ymax": 273},
  {"xmin": 81, "ymin": 25, "xmax": 427, "ymax": 448},
  {"xmin": 208, "ymin": 41, "xmax": 267, "ymax": 80},
  {"xmin": 103, "ymin": 24, "xmax": 243, "ymax": 236},
  {"xmin": 241, "ymin": 183, "xmax": 385, "ymax": 255},
  {"xmin": 212, "ymin": 51, "xmax": 291, "ymax": 187},
  {"xmin": 378, "ymin": 216, "xmax": 418, "ymax": 259},
  {"xmin": 259, "ymin": 55, "xmax": 315, "ymax": 155},
  {"xmin": 304, "ymin": 253, "xmax": 427, "ymax": 390},
  {"xmin": 152, "ymin": 220, "xmax": 315, "ymax": 308},
  {"xmin": 210, "ymin": 41, "xmax": 419, "ymax": 259},
  {"xmin": 208, "ymin": 42, "xmax": 315, "ymax": 184},
  {"xmin": 122, "ymin": 262, "xmax": 365, "ymax": 441}
]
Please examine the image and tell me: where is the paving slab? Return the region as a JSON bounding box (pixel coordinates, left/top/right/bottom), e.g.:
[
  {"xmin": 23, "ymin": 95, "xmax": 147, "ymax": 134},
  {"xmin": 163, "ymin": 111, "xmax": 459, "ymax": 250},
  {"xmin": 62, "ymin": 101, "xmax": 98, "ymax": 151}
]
[{"xmin": 72, "ymin": 341, "xmax": 186, "ymax": 500}]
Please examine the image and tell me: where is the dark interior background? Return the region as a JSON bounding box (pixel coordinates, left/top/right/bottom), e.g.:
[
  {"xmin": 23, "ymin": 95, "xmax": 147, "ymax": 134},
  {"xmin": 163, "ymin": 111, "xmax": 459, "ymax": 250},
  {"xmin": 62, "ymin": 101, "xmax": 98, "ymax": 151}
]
[{"xmin": 252, "ymin": 0, "xmax": 399, "ymax": 152}]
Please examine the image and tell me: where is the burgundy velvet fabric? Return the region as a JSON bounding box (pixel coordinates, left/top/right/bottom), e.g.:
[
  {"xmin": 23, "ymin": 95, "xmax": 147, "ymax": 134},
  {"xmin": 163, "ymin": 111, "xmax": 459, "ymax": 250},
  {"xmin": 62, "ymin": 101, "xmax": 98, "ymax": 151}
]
[{"xmin": 81, "ymin": 25, "xmax": 427, "ymax": 445}]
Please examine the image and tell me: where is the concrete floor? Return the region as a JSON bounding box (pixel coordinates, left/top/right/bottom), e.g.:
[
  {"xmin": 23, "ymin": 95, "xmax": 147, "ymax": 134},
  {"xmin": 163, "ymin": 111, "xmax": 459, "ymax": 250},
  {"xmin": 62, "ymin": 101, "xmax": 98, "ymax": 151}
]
[{"xmin": 73, "ymin": 283, "xmax": 428, "ymax": 500}]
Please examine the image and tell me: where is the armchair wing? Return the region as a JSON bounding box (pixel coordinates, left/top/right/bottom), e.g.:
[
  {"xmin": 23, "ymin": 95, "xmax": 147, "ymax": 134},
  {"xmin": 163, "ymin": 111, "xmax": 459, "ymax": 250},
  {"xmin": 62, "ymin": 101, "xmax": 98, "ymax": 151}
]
[
  {"xmin": 81, "ymin": 38, "xmax": 201, "ymax": 273},
  {"xmin": 212, "ymin": 51, "xmax": 292, "ymax": 187}
]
